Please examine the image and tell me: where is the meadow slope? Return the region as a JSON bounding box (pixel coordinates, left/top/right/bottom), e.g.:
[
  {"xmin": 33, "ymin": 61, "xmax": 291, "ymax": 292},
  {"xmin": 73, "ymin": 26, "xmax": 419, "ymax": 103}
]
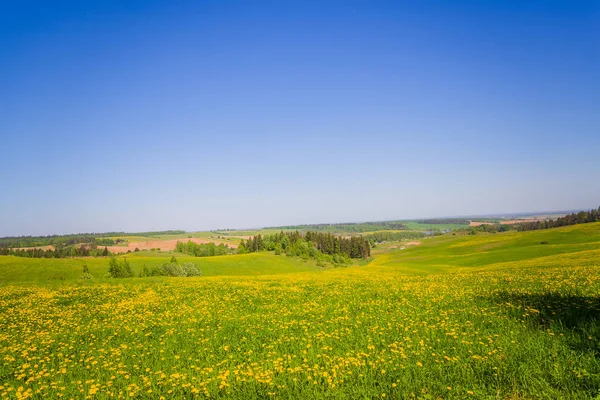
[
  {"xmin": 0, "ymin": 252, "xmax": 322, "ymax": 284},
  {"xmin": 0, "ymin": 224, "xmax": 599, "ymax": 398}
]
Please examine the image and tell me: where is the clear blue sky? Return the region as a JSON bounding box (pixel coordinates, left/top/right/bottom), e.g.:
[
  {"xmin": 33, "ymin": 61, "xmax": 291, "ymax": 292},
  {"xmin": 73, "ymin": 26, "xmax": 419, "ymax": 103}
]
[{"xmin": 1, "ymin": 1, "xmax": 599, "ymax": 236}]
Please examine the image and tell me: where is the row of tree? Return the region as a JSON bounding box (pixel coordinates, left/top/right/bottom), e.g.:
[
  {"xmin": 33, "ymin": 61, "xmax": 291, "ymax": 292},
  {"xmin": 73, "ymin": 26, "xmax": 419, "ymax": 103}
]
[
  {"xmin": 363, "ymin": 231, "xmax": 431, "ymax": 245},
  {"xmin": 466, "ymin": 207, "xmax": 600, "ymax": 234},
  {"xmin": 417, "ymin": 218, "xmax": 471, "ymax": 225},
  {"xmin": 0, "ymin": 230, "xmax": 185, "ymax": 249},
  {"xmin": 175, "ymin": 241, "xmax": 233, "ymax": 257},
  {"xmin": 239, "ymin": 231, "xmax": 371, "ymax": 259},
  {"xmin": 515, "ymin": 208, "xmax": 600, "ymax": 231},
  {"xmin": 0, "ymin": 245, "xmax": 112, "ymax": 258},
  {"xmin": 272, "ymin": 221, "xmax": 407, "ymax": 233},
  {"xmin": 0, "ymin": 233, "xmax": 100, "ymax": 249},
  {"xmin": 95, "ymin": 238, "xmax": 126, "ymax": 246}
]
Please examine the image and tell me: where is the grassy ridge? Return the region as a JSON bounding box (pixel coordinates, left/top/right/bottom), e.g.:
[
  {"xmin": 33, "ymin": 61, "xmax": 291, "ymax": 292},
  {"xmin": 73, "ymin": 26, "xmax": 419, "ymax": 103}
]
[
  {"xmin": 0, "ymin": 224, "xmax": 599, "ymax": 398},
  {"xmin": 371, "ymin": 222, "xmax": 600, "ymax": 274},
  {"xmin": 401, "ymin": 221, "xmax": 469, "ymax": 231}
]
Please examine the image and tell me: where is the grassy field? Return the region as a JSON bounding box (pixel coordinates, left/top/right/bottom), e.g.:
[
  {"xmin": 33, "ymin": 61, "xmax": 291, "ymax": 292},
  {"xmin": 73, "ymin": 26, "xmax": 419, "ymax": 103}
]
[
  {"xmin": 104, "ymin": 232, "xmax": 242, "ymax": 247},
  {"xmin": 401, "ymin": 221, "xmax": 470, "ymax": 232},
  {"xmin": 0, "ymin": 252, "xmax": 322, "ymax": 284},
  {"xmin": 372, "ymin": 222, "xmax": 600, "ymax": 274},
  {"xmin": 0, "ymin": 224, "xmax": 599, "ymax": 398}
]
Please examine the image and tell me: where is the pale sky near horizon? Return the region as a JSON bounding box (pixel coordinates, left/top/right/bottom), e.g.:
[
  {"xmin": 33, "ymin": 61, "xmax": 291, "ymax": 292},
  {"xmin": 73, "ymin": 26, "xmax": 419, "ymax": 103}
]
[{"xmin": 1, "ymin": 1, "xmax": 599, "ymax": 236}]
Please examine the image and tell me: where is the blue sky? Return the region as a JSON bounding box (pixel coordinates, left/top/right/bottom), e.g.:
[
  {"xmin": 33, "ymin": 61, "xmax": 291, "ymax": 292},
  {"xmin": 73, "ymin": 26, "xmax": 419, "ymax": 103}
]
[{"xmin": 1, "ymin": 1, "xmax": 599, "ymax": 236}]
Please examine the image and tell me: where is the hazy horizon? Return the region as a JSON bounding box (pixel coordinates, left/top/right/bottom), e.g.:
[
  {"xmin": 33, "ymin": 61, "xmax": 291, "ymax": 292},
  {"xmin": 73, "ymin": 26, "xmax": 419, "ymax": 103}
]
[
  {"xmin": 1, "ymin": 1, "xmax": 599, "ymax": 237},
  {"xmin": 0, "ymin": 207, "xmax": 595, "ymax": 238}
]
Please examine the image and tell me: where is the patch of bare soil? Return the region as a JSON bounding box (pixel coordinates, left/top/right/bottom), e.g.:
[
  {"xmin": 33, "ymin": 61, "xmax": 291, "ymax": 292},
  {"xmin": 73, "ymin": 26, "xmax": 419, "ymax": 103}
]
[
  {"xmin": 500, "ymin": 219, "xmax": 534, "ymax": 225},
  {"xmin": 101, "ymin": 238, "xmax": 238, "ymax": 254},
  {"xmin": 13, "ymin": 245, "xmax": 55, "ymax": 251},
  {"xmin": 470, "ymin": 219, "xmax": 538, "ymax": 226},
  {"xmin": 469, "ymin": 221, "xmax": 494, "ymax": 226},
  {"xmin": 405, "ymin": 241, "xmax": 421, "ymax": 246}
]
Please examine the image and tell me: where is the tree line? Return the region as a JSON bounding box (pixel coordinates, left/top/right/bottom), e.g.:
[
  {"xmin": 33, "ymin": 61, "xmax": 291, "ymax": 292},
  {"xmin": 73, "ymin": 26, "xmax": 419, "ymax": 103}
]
[
  {"xmin": 239, "ymin": 231, "xmax": 371, "ymax": 261},
  {"xmin": 0, "ymin": 230, "xmax": 186, "ymax": 249},
  {"xmin": 465, "ymin": 207, "xmax": 600, "ymax": 234},
  {"xmin": 270, "ymin": 221, "xmax": 407, "ymax": 233},
  {"xmin": 515, "ymin": 208, "xmax": 600, "ymax": 231},
  {"xmin": 363, "ymin": 231, "xmax": 432, "ymax": 246},
  {"xmin": 416, "ymin": 218, "xmax": 471, "ymax": 225},
  {"xmin": 0, "ymin": 245, "xmax": 112, "ymax": 258},
  {"xmin": 175, "ymin": 241, "xmax": 233, "ymax": 257},
  {"xmin": 95, "ymin": 238, "xmax": 127, "ymax": 246}
]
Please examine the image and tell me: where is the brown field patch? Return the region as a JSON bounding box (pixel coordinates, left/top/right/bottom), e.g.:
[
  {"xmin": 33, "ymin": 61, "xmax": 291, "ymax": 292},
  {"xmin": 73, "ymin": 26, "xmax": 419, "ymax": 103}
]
[
  {"xmin": 101, "ymin": 238, "xmax": 238, "ymax": 254},
  {"xmin": 469, "ymin": 219, "xmax": 537, "ymax": 226},
  {"xmin": 500, "ymin": 219, "xmax": 534, "ymax": 225},
  {"xmin": 405, "ymin": 241, "xmax": 421, "ymax": 246},
  {"xmin": 13, "ymin": 245, "xmax": 55, "ymax": 251},
  {"xmin": 469, "ymin": 221, "xmax": 494, "ymax": 226}
]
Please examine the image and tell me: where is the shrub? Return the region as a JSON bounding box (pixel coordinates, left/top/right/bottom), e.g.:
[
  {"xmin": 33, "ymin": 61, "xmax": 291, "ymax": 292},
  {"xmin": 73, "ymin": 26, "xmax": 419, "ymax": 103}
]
[
  {"xmin": 79, "ymin": 264, "xmax": 93, "ymax": 279},
  {"xmin": 181, "ymin": 262, "xmax": 202, "ymax": 276},
  {"xmin": 141, "ymin": 262, "xmax": 202, "ymax": 277},
  {"xmin": 108, "ymin": 256, "xmax": 134, "ymax": 278}
]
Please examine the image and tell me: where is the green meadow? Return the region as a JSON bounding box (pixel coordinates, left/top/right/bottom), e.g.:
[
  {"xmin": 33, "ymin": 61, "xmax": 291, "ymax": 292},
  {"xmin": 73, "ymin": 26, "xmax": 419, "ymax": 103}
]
[
  {"xmin": 0, "ymin": 252, "xmax": 322, "ymax": 284},
  {"xmin": 400, "ymin": 221, "xmax": 470, "ymax": 232},
  {"xmin": 0, "ymin": 223, "xmax": 599, "ymax": 398},
  {"xmin": 372, "ymin": 222, "xmax": 600, "ymax": 274}
]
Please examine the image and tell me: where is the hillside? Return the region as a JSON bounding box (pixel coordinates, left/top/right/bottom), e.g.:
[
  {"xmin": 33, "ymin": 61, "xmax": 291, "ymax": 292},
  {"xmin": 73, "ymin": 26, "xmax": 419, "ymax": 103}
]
[
  {"xmin": 0, "ymin": 252, "xmax": 322, "ymax": 284},
  {"xmin": 0, "ymin": 223, "xmax": 599, "ymax": 398},
  {"xmin": 370, "ymin": 222, "xmax": 600, "ymax": 275}
]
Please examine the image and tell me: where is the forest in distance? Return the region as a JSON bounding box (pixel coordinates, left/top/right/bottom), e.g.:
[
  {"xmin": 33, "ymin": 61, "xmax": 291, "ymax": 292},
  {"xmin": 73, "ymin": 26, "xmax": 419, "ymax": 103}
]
[{"xmin": 2, "ymin": 209, "xmax": 599, "ymax": 260}]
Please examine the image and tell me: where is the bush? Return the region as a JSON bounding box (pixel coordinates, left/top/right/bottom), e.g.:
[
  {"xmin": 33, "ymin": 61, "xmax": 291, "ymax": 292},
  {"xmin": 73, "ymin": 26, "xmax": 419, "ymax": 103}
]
[
  {"xmin": 108, "ymin": 256, "xmax": 134, "ymax": 278},
  {"xmin": 176, "ymin": 241, "xmax": 233, "ymax": 257},
  {"xmin": 80, "ymin": 264, "xmax": 93, "ymax": 279},
  {"xmin": 181, "ymin": 262, "xmax": 202, "ymax": 276},
  {"xmin": 141, "ymin": 262, "xmax": 202, "ymax": 277}
]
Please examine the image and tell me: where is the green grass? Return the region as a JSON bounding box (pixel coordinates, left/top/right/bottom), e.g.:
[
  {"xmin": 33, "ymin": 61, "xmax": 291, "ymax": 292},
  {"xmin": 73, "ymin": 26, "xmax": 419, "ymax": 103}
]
[
  {"xmin": 0, "ymin": 252, "xmax": 322, "ymax": 284},
  {"xmin": 0, "ymin": 223, "xmax": 599, "ymax": 398},
  {"xmin": 371, "ymin": 222, "xmax": 600, "ymax": 274},
  {"xmin": 402, "ymin": 221, "xmax": 470, "ymax": 231}
]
